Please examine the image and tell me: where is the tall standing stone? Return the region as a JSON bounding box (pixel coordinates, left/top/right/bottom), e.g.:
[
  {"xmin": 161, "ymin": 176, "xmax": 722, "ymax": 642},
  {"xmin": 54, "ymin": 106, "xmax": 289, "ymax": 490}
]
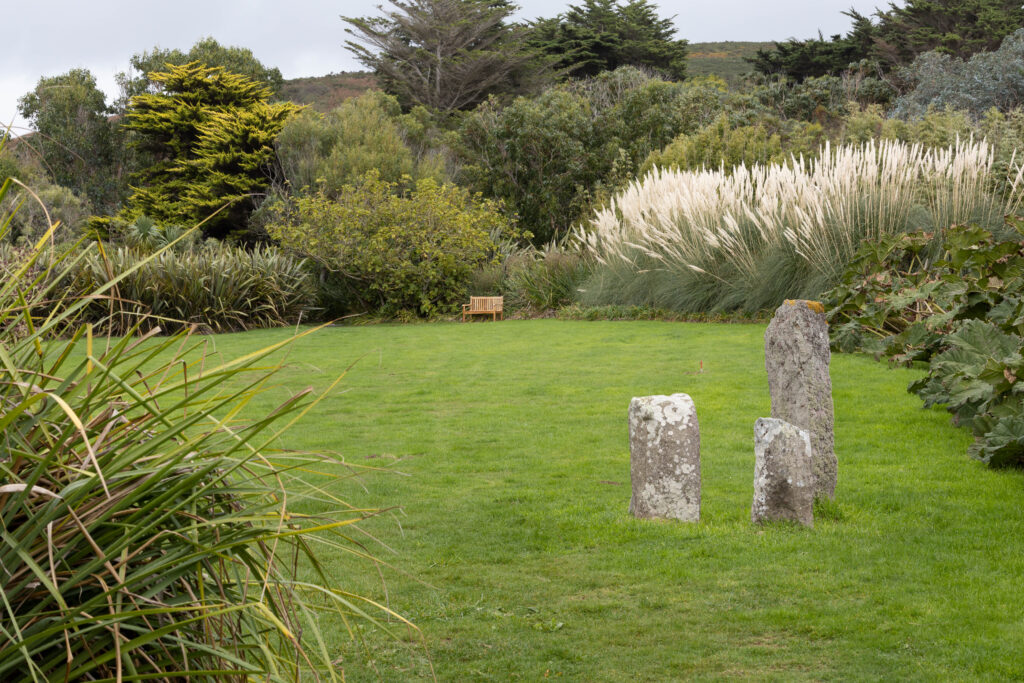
[
  {"xmin": 751, "ymin": 418, "xmax": 814, "ymax": 527},
  {"xmin": 628, "ymin": 393, "xmax": 700, "ymax": 522},
  {"xmin": 764, "ymin": 299, "xmax": 837, "ymax": 499}
]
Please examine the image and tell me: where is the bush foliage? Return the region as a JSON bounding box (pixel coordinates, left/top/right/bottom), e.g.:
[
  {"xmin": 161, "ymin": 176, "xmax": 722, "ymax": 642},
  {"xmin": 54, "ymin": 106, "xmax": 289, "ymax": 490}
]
[
  {"xmin": 0, "ymin": 181, "xmax": 92, "ymax": 243},
  {"xmin": 459, "ymin": 68, "xmax": 723, "ymax": 243},
  {"xmin": 268, "ymin": 171, "xmax": 507, "ymax": 317},
  {"xmin": 894, "ymin": 29, "xmax": 1024, "ymax": 119},
  {"xmin": 826, "ymin": 218, "xmax": 1024, "ymax": 466},
  {"xmin": 275, "ymin": 91, "xmax": 430, "ymax": 195}
]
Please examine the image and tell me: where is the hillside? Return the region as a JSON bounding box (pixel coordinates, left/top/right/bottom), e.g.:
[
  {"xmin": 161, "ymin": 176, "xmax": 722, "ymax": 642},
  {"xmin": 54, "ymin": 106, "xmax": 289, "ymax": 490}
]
[
  {"xmin": 277, "ymin": 72, "xmax": 376, "ymax": 111},
  {"xmin": 687, "ymin": 41, "xmax": 774, "ymax": 85}
]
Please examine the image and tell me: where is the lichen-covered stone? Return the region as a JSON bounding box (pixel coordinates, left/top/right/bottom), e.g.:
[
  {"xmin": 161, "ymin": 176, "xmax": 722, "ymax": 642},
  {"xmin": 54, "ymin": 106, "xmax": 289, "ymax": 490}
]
[
  {"xmin": 764, "ymin": 299, "xmax": 837, "ymax": 499},
  {"xmin": 628, "ymin": 393, "xmax": 700, "ymax": 522},
  {"xmin": 751, "ymin": 418, "xmax": 814, "ymax": 527}
]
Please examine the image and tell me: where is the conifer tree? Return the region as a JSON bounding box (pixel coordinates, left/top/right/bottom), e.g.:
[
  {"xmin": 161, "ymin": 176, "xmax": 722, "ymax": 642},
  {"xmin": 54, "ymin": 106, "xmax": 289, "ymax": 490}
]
[
  {"xmin": 125, "ymin": 62, "xmax": 300, "ymax": 239},
  {"xmin": 343, "ymin": 0, "xmax": 542, "ymax": 112},
  {"xmin": 527, "ymin": 0, "xmax": 688, "ymax": 80},
  {"xmin": 748, "ymin": 10, "xmax": 875, "ymax": 81},
  {"xmin": 751, "ymin": 0, "xmax": 1024, "ymax": 81},
  {"xmin": 873, "ymin": 0, "xmax": 1024, "ymax": 67}
]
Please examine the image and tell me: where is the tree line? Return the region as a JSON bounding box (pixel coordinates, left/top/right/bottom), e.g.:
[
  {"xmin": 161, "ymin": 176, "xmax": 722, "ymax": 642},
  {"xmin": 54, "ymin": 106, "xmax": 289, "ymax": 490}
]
[
  {"xmin": 4, "ymin": 0, "xmax": 687, "ymax": 243},
  {"xmin": 6, "ymin": 0, "xmax": 1024, "ymax": 255},
  {"xmin": 748, "ymin": 0, "xmax": 1024, "ymax": 82}
]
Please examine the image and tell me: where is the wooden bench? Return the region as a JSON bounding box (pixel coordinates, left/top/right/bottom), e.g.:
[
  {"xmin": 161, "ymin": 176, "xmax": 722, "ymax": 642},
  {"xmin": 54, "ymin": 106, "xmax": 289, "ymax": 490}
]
[{"xmin": 462, "ymin": 296, "xmax": 503, "ymax": 322}]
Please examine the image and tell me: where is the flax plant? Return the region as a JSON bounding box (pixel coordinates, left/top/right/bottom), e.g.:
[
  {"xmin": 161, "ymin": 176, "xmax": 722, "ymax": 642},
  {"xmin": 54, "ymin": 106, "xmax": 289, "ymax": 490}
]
[
  {"xmin": 7, "ymin": 238, "xmax": 316, "ymax": 336},
  {"xmin": 0, "ymin": 174, "xmax": 418, "ymax": 679},
  {"xmin": 578, "ymin": 139, "xmax": 1024, "ymax": 312},
  {"xmin": 60, "ymin": 242, "xmax": 316, "ymax": 334}
]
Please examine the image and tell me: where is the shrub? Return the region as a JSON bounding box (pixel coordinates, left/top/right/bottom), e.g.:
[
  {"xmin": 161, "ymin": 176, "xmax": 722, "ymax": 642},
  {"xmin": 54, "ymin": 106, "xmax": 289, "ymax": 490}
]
[
  {"xmin": 749, "ymin": 75, "xmax": 851, "ymax": 123},
  {"xmin": 579, "ymin": 139, "xmax": 1020, "ymax": 313},
  {"xmin": 0, "ymin": 180, "xmax": 92, "ymax": 243},
  {"xmin": 275, "ymin": 90, "xmax": 431, "ymax": 196},
  {"xmin": 642, "ymin": 115, "xmax": 788, "ymax": 174},
  {"xmin": 640, "ymin": 105, "xmax": 988, "ymax": 182},
  {"xmin": 459, "ymin": 88, "xmax": 601, "ymax": 244},
  {"xmin": 268, "ymin": 171, "xmax": 507, "ymax": 317},
  {"xmin": 825, "ymin": 218, "xmax": 1024, "ymax": 467},
  {"xmin": 0, "ymin": 176, "xmax": 409, "ymax": 678},
  {"xmin": 458, "ymin": 68, "xmax": 724, "ymax": 243},
  {"xmin": 36, "ymin": 239, "xmax": 316, "ymax": 334},
  {"xmin": 894, "ymin": 29, "xmax": 1024, "ymax": 119},
  {"xmin": 504, "ymin": 242, "xmax": 591, "ymax": 312},
  {"xmin": 593, "ymin": 74, "xmax": 726, "ymax": 176}
]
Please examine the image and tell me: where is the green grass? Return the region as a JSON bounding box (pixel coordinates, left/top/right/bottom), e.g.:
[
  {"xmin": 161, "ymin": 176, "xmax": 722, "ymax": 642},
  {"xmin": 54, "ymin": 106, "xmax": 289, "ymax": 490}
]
[{"xmin": 198, "ymin": 320, "xmax": 1022, "ymax": 680}]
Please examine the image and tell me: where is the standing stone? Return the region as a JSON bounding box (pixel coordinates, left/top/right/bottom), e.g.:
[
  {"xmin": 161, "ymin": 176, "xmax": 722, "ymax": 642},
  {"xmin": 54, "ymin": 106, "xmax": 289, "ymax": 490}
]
[
  {"xmin": 764, "ymin": 299, "xmax": 837, "ymax": 500},
  {"xmin": 628, "ymin": 393, "xmax": 700, "ymax": 522},
  {"xmin": 751, "ymin": 418, "xmax": 814, "ymax": 527}
]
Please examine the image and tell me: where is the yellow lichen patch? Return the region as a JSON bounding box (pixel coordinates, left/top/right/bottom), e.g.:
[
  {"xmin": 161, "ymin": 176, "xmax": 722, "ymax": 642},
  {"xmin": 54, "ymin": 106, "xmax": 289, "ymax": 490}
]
[
  {"xmin": 783, "ymin": 299, "xmax": 826, "ymax": 314},
  {"xmin": 805, "ymin": 300, "xmax": 825, "ymax": 314}
]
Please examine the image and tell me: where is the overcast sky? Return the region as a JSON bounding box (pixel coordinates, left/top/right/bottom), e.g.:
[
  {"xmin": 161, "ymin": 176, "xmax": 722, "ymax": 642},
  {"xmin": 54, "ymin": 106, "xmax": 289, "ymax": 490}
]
[{"xmin": 4, "ymin": 0, "xmax": 887, "ymax": 134}]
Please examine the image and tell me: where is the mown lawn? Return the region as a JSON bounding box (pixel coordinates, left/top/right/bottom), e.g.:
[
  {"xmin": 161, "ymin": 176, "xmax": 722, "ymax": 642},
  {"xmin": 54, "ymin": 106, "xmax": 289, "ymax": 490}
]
[{"xmin": 204, "ymin": 320, "xmax": 1022, "ymax": 680}]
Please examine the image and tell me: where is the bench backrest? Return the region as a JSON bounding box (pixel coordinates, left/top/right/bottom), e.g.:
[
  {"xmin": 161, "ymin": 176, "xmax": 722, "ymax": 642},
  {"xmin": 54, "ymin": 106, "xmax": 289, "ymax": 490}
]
[{"xmin": 469, "ymin": 296, "xmax": 503, "ymax": 312}]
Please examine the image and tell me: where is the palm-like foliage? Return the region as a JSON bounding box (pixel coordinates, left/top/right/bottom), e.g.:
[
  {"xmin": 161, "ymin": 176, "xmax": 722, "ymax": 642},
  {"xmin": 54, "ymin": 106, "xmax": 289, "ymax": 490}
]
[{"xmin": 0, "ymin": 174, "xmax": 416, "ymax": 679}]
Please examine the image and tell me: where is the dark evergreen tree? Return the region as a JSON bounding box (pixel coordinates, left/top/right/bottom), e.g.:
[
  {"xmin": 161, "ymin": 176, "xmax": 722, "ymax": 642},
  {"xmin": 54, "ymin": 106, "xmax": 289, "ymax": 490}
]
[
  {"xmin": 343, "ymin": 0, "xmax": 542, "ymax": 113},
  {"xmin": 748, "ymin": 10, "xmax": 875, "ymax": 81},
  {"xmin": 873, "ymin": 0, "xmax": 1024, "ymax": 68},
  {"xmin": 751, "ymin": 1, "xmax": 1024, "ymax": 81},
  {"xmin": 528, "ymin": 0, "xmax": 688, "ymax": 80}
]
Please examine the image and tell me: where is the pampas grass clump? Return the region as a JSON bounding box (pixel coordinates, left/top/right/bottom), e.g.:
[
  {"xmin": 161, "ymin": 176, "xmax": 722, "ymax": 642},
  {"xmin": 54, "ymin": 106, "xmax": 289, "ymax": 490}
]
[{"xmin": 578, "ymin": 139, "xmax": 1024, "ymax": 312}]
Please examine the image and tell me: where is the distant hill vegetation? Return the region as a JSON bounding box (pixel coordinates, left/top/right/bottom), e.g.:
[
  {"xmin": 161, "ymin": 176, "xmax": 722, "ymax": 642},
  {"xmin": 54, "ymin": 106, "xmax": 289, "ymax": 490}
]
[
  {"xmin": 277, "ymin": 43, "xmax": 772, "ymax": 111},
  {"xmin": 687, "ymin": 41, "xmax": 773, "ymax": 84},
  {"xmin": 277, "ymin": 72, "xmax": 377, "ymax": 111}
]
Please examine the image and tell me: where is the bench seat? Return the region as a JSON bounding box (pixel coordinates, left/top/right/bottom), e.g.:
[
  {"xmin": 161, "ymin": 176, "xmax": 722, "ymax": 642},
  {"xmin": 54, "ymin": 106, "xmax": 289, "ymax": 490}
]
[{"xmin": 462, "ymin": 296, "xmax": 503, "ymax": 321}]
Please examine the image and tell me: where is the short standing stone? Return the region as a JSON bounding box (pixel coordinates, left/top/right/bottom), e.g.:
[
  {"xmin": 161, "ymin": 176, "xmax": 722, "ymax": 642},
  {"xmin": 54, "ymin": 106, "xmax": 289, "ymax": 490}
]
[
  {"xmin": 764, "ymin": 299, "xmax": 837, "ymax": 499},
  {"xmin": 751, "ymin": 418, "xmax": 814, "ymax": 527},
  {"xmin": 628, "ymin": 393, "xmax": 700, "ymax": 522}
]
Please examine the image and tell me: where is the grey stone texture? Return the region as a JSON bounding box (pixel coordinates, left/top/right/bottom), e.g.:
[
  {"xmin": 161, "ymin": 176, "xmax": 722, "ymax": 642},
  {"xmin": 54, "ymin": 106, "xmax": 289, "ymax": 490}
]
[
  {"xmin": 628, "ymin": 393, "xmax": 700, "ymax": 522},
  {"xmin": 764, "ymin": 299, "xmax": 837, "ymax": 499},
  {"xmin": 751, "ymin": 418, "xmax": 814, "ymax": 527}
]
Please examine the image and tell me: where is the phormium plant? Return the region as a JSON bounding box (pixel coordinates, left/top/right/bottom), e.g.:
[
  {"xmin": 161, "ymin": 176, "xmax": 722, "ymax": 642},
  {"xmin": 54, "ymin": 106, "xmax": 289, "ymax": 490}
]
[{"xmin": 0, "ymin": 172, "xmax": 421, "ymax": 679}]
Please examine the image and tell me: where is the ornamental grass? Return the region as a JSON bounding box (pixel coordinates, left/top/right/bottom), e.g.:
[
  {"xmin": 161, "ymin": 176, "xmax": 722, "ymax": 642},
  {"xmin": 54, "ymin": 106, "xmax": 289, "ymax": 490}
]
[{"xmin": 578, "ymin": 139, "xmax": 1024, "ymax": 312}]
